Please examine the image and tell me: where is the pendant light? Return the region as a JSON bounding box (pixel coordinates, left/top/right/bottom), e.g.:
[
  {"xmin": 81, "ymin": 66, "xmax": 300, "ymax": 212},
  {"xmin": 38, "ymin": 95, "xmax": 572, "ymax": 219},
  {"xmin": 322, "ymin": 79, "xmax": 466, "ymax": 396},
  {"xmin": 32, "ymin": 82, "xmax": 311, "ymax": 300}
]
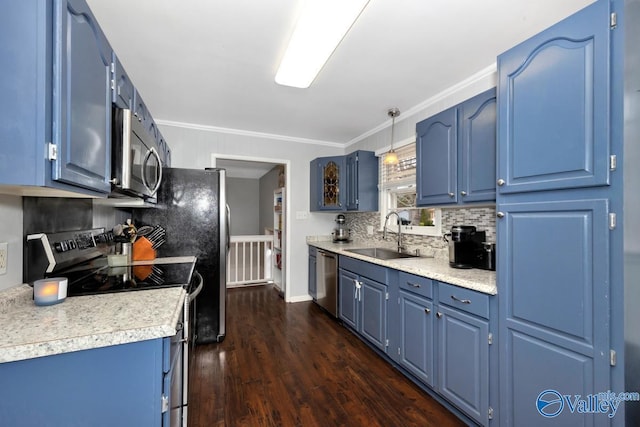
[{"xmin": 383, "ymin": 108, "xmax": 400, "ymax": 165}]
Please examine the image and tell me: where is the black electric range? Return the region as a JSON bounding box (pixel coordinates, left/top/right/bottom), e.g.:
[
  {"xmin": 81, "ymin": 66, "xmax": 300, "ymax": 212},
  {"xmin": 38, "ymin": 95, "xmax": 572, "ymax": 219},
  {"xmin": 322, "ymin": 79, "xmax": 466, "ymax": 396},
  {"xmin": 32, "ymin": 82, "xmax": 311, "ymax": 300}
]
[
  {"xmin": 25, "ymin": 228, "xmax": 196, "ymax": 297},
  {"xmin": 57, "ymin": 258, "xmax": 196, "ymax": 297}
]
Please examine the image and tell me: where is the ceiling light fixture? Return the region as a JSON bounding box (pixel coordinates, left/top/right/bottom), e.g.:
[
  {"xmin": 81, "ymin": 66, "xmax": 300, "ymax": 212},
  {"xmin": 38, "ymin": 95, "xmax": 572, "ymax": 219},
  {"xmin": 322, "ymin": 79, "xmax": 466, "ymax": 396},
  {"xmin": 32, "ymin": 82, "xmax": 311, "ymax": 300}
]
[
  {"xmin": 383, "ymin": 108, "xmax": 400, "ymax": 165},
  {"xmin": 275, "ymin": 0, "xmax": 370, "ymax": 89}
]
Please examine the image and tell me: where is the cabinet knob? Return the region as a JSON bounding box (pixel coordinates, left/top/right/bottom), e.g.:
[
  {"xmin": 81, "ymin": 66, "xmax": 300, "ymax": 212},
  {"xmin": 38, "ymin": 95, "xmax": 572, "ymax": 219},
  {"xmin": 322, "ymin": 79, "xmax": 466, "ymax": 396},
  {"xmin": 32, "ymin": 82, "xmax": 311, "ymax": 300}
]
[
  {"xmin": 424, "ymin": 308, "xmax": 431, "ymax": 314},
  {"xmin": 448, "ymin": 192, "xmax": 455, "ymax": 197},
  {"xmin": 460, "ymin": 191, "xmax": 467, "ymax": 196},
  {"xmin": 497, "ymin": 212, "xmax": 505, "ymax": 218},
  {"xmin": 436, "ymin": 312, "xmax": 443, "ymax": 319},
  {"xmin": 497, "ymin": 179, "xmax": 505, "ymax": 186}
]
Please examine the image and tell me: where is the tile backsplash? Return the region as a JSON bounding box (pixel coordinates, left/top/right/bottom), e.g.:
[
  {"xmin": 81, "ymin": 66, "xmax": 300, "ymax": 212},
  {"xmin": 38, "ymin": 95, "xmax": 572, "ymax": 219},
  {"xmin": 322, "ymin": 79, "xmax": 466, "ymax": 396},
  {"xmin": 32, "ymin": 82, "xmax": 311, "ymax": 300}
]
[{"xmin": 344, "ymin": 206, "xmax": 496, "ymax": 258}]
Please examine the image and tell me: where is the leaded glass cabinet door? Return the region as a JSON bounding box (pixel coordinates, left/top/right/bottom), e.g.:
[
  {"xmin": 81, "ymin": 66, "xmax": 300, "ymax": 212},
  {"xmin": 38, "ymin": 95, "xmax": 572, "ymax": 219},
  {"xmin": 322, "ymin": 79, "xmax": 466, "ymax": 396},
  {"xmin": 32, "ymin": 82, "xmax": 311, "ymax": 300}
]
[{"xmin": 319, "ymin": 156, "xmax": 345, "ymax": 211}]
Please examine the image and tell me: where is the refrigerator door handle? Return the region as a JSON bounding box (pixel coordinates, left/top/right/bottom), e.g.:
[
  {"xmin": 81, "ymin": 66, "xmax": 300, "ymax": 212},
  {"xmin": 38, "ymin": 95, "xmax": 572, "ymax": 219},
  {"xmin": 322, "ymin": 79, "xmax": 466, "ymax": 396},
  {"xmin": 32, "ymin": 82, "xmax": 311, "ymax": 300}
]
[{"xmin": 225, "ymin": 204, "xmax": 231, "ymax": 251}]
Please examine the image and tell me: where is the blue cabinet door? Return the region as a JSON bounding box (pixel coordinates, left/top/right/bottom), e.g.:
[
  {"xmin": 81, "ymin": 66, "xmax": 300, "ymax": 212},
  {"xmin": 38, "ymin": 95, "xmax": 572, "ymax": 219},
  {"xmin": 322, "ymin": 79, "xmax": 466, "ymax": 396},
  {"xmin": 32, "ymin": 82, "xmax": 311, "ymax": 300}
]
[
  {"xmin": 111, "ymin": 53, "xmax": 134, "ymax": 109},
  {"xmin": 416, "ymin": 107, "xmax": 458, "ymax": 205},
  {"xmin": 360, "ymin": 277, "xmax": 387, "ymax": 352},
  {"xmin": 345, "ymin": 151, "xmax": 379, "ymax": 212},
  {"xmin": 458, "ymin": 88, "xmax": 496, "ymax": 203},
  {"xmin": 437, "ymin": 304, "xmax": 489, "ymax": 426},
  {"xmin": 497, "ymin": 0, "xmax": 610, "ymax": 194},
  {"xmin": 399, "ymin": 290, "xmax": 435, "ymax": 387},
  {"xmin": 497, "ymin": 197, "xmax": 611, "ymax": 426},
  {"xmin": 345, "ymin": 152, "xmax": 358, "ymax": 210},
  {"xmin": 0, "ymin": 339, "xmax": 165, "ymax": 426},
  {"xmin": 311, "ymin": 156, "xmax": 345, "ymax": 211},
  {"xmin": 339, "ymin": 268, "xmax": 358, "ymax": 329},
  {"xmin": 52, "ymin": 0, "xmax": 112, "ymax": 194}
]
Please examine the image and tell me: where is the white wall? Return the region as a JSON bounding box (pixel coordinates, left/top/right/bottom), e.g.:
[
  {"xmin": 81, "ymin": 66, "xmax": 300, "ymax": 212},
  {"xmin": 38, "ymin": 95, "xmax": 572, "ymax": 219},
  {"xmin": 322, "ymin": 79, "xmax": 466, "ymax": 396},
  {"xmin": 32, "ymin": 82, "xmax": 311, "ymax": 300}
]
[
  {"xmin": 227, "ymin": 177, "xmax": 260, "ymax": 235},
  {"xmin": 158, "ymin": 124, "xmax": 342, "ymax": 302},
  {"xmin": 0, "ymin": 195, "xmax": 23, "ymax": 290}
]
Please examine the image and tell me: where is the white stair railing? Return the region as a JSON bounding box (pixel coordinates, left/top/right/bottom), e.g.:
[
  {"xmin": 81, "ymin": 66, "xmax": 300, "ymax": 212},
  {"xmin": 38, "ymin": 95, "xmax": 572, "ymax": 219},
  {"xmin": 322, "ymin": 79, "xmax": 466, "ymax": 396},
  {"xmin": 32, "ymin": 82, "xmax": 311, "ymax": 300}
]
[{"xmin": 226, "ymin": 235, "xmax": 273, "ymax": 287}]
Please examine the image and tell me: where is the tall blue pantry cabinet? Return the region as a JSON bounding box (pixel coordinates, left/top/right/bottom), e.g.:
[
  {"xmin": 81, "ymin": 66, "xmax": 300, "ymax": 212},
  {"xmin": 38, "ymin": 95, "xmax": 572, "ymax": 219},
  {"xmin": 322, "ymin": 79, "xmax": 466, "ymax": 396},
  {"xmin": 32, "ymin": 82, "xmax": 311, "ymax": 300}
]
[{"xmin": 496, "ymin": 0, "xmax": 639, "ymax": 425}]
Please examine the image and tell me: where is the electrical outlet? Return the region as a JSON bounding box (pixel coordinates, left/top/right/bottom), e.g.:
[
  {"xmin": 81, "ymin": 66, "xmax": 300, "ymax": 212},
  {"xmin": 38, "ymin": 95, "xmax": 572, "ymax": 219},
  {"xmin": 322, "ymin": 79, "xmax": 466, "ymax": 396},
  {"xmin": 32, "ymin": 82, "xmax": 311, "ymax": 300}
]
[{"xmin": 0, "ymin": 242, "xmax": 7, "ymax": 275}]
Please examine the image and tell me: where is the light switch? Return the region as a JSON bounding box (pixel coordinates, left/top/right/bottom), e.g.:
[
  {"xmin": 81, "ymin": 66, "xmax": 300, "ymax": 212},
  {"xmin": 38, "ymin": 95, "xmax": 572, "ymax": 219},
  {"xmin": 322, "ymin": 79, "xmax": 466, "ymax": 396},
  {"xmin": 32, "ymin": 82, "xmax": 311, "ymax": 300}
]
[{"xmin": 367, "ymin": 226, "xmax": 374, "ymax": 235}]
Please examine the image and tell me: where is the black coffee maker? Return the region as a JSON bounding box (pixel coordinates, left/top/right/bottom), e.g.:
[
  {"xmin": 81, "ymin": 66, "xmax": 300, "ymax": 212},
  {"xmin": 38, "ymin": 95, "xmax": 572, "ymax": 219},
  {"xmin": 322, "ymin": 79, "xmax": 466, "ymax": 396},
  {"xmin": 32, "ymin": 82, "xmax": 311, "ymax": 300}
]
[{"xmin": 443, "ymin": 225, "xmax": 486, "ymax": 269}]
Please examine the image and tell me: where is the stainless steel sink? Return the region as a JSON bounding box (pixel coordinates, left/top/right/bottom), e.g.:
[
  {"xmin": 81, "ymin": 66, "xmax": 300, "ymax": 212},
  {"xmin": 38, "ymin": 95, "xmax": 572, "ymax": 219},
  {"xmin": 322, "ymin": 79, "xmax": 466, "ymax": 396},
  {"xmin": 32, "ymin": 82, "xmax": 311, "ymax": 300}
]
[{"xmin": 345, "ymin": 247, "xmax": 419, "ymax": 260}]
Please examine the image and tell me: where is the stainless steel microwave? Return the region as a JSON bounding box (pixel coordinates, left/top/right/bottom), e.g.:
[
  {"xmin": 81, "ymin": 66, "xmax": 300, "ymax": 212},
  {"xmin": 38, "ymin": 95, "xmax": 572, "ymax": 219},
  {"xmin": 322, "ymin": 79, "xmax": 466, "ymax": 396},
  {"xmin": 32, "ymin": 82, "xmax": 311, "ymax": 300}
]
[{"xmin": 111, "ymin": 108, "xmax": 162, "ymax": 201}]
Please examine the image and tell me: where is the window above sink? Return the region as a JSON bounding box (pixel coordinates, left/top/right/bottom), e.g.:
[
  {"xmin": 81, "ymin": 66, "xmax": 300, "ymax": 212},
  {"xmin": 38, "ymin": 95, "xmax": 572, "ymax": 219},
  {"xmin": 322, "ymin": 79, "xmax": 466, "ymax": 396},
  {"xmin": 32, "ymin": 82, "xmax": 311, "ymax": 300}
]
[{"xmin": 378, "ymin": 141, "xmax": 443, "ymax": 237}]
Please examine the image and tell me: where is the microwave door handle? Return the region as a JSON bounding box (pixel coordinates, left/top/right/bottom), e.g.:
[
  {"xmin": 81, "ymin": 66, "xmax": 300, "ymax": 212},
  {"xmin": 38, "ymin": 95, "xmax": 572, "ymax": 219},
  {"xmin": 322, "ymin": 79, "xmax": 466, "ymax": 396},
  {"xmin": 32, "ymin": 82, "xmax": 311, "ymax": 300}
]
[{"xmin": 141, "ymin": 147, "xmax": 163, "ymax": 196}]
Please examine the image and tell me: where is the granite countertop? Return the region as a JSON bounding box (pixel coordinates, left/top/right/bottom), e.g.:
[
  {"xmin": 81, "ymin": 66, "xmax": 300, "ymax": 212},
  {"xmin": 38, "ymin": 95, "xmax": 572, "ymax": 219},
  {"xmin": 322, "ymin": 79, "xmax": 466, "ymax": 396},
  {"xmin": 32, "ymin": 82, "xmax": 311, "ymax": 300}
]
[
  {"xmin": 0, "ymin": 256, "xmax": 195, "ymax": 364},
  {"xmin": 308, "ymin": 239, "xmax": 497, "ymax": 295}
]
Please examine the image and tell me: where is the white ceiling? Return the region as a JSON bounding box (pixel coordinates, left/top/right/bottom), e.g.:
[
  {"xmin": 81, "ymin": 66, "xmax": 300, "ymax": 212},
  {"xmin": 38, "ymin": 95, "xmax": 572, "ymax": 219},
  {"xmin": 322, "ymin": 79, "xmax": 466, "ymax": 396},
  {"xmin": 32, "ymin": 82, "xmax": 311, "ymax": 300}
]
[{"xmin": 87, "ymin": 0, "xmax": 594, "ymax": 146}]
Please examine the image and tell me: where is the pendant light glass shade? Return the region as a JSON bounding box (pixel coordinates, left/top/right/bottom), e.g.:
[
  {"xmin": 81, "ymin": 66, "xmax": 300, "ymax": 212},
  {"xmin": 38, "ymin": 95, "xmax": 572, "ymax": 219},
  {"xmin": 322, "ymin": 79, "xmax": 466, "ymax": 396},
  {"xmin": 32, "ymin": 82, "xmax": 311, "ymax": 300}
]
[
  {"xmin": 383, "ymin": 149, "xmax": 399, "ymax": 165},
  {"xmin": 384, "ymin": 108, "xmax": 400, "ymax": 165}
]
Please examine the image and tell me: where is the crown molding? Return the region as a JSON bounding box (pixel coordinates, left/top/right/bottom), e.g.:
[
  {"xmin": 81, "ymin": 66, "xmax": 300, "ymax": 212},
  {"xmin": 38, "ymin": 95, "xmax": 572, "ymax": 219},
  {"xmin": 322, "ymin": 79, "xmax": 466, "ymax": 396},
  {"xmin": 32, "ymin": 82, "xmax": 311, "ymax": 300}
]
[
  {"xmin": 346, "ymin": 63, "xmax": 498, "ymax": 148},
  {"xmin": 156, "ymin": 63, "xmax": 496, "ymax": 150},
  {"xmin": 155, "ymin": 119, "xmax": 343, "ymax": 148}
]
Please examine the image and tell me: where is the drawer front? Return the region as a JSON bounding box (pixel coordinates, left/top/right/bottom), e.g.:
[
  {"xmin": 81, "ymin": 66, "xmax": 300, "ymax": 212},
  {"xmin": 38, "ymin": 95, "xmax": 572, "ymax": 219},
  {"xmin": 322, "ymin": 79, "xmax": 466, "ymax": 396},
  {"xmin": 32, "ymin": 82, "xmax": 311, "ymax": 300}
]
[
  {"xmin": 437, "ymin": 281, "xmax": 489, "ymax": 319},
  {"xmin": 399, "ymin": 272, "xmax": 433, "ymax": 299},
  {"xmin": 339, "ymin": 256, "xmax": 387, "ymax": 284}
]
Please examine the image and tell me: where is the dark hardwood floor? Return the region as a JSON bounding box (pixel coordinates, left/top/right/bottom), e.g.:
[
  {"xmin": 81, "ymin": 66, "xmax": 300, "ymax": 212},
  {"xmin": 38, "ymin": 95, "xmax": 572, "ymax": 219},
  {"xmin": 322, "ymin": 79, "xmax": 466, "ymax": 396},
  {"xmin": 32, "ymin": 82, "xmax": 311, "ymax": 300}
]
[{"xmin": 188, "ymin": 285, "xmax": 464, "ymax": 427}]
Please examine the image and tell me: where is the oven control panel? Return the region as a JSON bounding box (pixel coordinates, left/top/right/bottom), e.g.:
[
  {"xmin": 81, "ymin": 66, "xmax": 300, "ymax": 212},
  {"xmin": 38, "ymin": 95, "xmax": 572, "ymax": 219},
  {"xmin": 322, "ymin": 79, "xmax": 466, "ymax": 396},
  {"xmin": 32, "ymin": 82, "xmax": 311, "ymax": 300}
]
[{"xmin": 25, "ymin": 229, "xmax": 115, "ymax": 282}]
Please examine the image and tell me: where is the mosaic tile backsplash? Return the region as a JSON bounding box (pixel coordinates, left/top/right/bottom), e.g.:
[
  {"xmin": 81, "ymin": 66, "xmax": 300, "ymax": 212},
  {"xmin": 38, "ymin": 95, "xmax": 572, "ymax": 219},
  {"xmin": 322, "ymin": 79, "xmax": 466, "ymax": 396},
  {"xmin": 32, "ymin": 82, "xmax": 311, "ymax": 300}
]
[{"xmin": 343, "ymin": 206, "xmax": 496, "ymax": 259}]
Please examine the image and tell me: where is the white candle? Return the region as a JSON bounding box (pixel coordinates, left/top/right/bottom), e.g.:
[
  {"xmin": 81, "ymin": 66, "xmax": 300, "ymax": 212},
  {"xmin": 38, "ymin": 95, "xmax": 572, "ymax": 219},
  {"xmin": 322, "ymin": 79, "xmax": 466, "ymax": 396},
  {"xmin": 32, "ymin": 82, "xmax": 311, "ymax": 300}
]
[{"xmin": 33, "ymin": 278, "xmax": 68, "ymax": 306}]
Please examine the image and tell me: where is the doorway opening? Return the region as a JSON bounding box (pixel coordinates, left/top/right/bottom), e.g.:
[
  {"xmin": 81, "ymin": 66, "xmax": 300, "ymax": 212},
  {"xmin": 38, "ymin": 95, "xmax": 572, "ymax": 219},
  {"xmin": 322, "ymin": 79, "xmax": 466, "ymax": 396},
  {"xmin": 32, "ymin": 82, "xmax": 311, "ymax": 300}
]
[{"xmin": 212, "ymin": 154, "xmax": 290, "ymax": 302}]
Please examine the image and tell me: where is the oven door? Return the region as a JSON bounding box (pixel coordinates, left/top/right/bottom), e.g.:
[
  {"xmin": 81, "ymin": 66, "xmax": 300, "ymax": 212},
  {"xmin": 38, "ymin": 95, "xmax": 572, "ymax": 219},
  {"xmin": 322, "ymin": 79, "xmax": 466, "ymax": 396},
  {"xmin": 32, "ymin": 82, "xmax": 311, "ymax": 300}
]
[{"xmin": 112, "ymin": 108, "xmax": 163, "ymax": 200}]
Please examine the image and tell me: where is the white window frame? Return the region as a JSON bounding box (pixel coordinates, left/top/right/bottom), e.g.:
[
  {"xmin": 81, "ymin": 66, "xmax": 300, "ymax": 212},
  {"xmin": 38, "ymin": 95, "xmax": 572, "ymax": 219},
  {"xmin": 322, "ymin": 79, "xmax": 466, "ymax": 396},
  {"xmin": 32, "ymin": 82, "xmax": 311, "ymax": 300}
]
[{"xmin": 376, "ymin": 139, "xmax": 442, "ymax": 237}]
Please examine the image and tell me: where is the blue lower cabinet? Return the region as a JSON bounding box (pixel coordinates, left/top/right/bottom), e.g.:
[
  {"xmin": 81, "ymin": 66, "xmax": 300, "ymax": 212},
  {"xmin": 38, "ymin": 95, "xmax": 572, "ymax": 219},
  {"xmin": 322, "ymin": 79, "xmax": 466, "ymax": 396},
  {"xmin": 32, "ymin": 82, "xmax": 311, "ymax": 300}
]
[
  {"xmin": 398, "ymin": 289, "xmax": 435, "ymax": 387},
  {"xmin": 359, "ymin": 277, "xmax": 387, "ymax": 351},
  {"xmin": 436, "ymin": 304, "xmax": 489, "ymax": 426},
  {"xmin": 0, "ymin": 338, "xmax": 172, "ymax": 426},
  {"xmin": 338, "ymin": 261, "xmax": 388, "ymax": 353},
  {"xmin": 339, "ymin": 268, "xmax": 359, "ymax": 330}
]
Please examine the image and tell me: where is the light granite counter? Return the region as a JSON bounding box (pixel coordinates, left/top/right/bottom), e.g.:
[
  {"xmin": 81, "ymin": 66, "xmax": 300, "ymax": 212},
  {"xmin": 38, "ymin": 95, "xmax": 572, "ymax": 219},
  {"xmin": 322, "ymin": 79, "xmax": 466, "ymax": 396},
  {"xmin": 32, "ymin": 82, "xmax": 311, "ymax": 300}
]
[
  {"xmin": 307, "ymin": 238, "xmax": 496, "ymax": 295},
  {"xmin": 0, "ymin": 257, "xmax": 193, "ymax": 364}
]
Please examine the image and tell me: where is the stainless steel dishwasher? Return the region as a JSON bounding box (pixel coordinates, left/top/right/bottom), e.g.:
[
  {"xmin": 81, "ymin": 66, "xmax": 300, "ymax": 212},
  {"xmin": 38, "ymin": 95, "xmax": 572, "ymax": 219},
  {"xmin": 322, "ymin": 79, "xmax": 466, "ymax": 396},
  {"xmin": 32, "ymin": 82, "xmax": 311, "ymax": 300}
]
[{"xmin": 316, "ymin": 249, "xmax": 338, "ymax": 317}]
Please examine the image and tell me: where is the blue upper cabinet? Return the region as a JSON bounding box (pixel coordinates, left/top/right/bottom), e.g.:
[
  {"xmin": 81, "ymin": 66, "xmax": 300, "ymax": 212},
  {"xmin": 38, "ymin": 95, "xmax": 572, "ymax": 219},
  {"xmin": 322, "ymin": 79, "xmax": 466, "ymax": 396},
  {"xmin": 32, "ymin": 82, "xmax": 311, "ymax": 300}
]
[
  {"xmin": 111, "ymin": 53, "xmax": 134, "ymax": 109},
  {"xmin": 310, "ymin": 156, "xmax": 345, "ymax": 211},
  {"xmin": 458, "ymin": 88, "xmax": 497, "ymax": 203},
  {"xmin": 416, "ymin": 107, "xmax": 458, "ymax": 205},
  {"xmin": 51, "ymin": 0, "xmax": 112, "ymax": 194},
  {"xmin": 497, "ymin": 0, "xmax": 610, "ymax": 194},
  {"xmin": 310, "ymin": 151, "xmax": 378, "ymax": 212},
  {"xmin": 416, "ymin": 88, "xmax": 496, "ymax": 206},
  {"xmin": 0, "ymin": 0, "xmax": 113, "ymax": 196},
  {"xmin": 345, "ymin": 150, "xmax": 378, "ymax": 211}
]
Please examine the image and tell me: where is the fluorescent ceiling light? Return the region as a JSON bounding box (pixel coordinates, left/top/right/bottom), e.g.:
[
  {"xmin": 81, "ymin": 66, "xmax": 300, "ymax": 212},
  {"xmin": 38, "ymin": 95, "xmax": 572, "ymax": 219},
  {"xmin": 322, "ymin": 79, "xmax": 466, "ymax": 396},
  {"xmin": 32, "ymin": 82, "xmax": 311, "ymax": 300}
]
[{"xmin": 275, "ymin": 0, "xmax": 370, "ymax": 88}]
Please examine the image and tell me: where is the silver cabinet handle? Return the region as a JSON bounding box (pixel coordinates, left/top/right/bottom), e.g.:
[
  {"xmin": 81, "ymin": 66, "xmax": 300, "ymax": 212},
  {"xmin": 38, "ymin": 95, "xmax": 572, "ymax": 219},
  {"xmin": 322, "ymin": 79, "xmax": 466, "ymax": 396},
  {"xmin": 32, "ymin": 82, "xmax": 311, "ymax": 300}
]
[
  {"xmin": 424, "ymin": 308, "xmax": 431, "ymax": 314},
  {"xmin": 460, "ymin": 191, "xmax": 467, "ymax": 196},
  {"xmin": 407, "ymin": 282, "xmax": 421, "ymax": 288},
  {"xmin": 451, "ymin": 295, "xmax": 471, "ymax": 304},
  {"xmin": 497, "ymin": 212, "xmax": 505, "ymax": 218},
  {"xmin": 448, "ymin": 192, "xmax": 455, "ymax": 197},
  {"xmin": 497, "ymin": 179, "xmax": 505, "ymax": 186},
  {"xmin": 436, "ymin": 312, "xmax": 443, "ymax": 319}
]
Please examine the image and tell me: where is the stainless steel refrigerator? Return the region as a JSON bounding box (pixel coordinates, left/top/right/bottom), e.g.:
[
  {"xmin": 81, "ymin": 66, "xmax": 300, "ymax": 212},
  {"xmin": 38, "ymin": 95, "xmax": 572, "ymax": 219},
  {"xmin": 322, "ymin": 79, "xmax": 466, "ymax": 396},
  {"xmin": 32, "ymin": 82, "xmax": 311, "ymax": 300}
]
[{"xmin": 134, "ymin": 168, "xmax": 229, "ymax": 344}]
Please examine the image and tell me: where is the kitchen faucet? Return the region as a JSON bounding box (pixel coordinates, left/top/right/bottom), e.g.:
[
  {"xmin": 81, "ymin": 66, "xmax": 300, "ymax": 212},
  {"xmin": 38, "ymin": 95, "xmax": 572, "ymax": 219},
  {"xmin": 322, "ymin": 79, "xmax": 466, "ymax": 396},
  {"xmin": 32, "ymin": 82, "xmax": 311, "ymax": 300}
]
[{"xmin": 383, "ymin": 211, "xmax": 405, "ymax": 253}]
